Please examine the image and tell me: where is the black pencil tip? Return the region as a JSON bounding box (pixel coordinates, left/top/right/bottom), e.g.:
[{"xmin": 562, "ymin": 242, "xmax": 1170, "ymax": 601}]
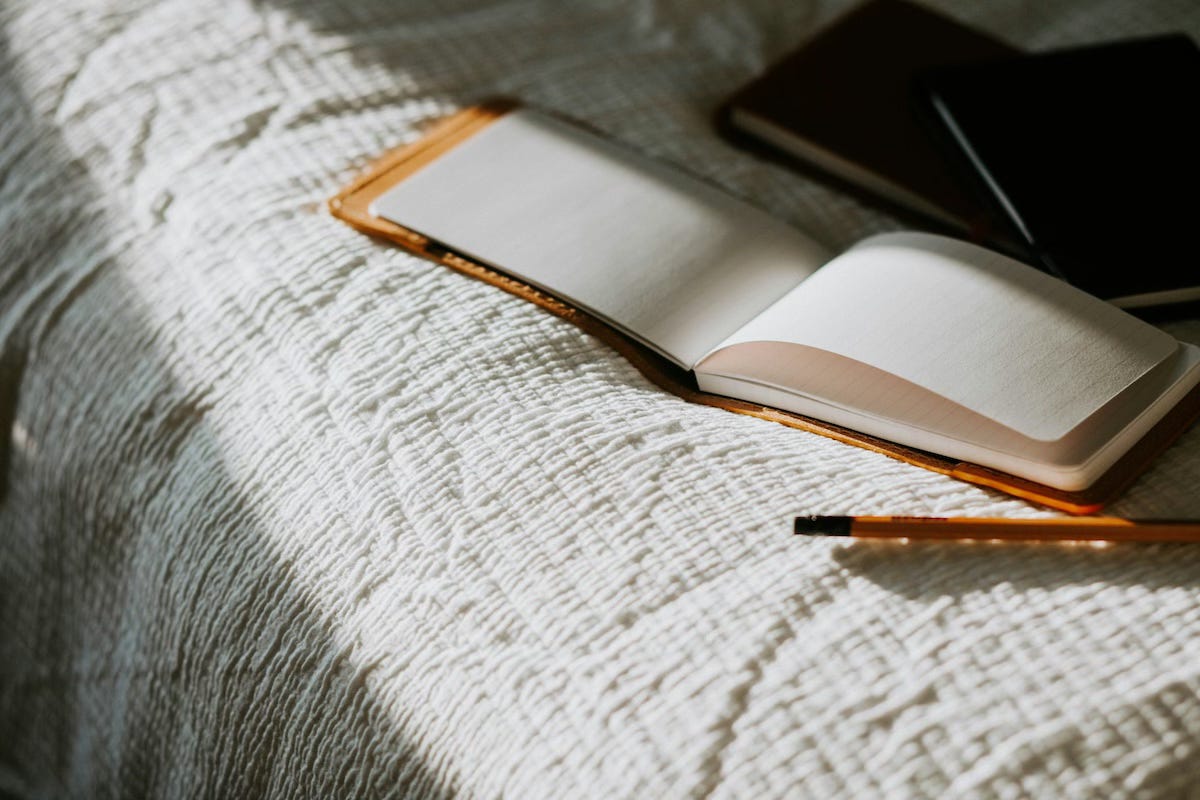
[{"xmin": 793, "ymin": 515, "xmax": 853, "ymax": 536}]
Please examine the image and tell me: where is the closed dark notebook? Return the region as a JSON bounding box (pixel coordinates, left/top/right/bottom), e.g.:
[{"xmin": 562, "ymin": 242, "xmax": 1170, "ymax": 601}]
[
  {"xmin": 919, "ymin": 35, "xmax": 1200, "ymax": 308},
  {"xmin": 723, "ymin": 0, "xmax": 1017, "ymax": 233}
]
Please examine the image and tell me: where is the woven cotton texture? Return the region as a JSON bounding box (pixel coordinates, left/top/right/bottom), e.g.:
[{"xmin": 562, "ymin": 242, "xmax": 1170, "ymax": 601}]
[{"xmin": 3, "ymin": 1, "xmax": 1200, "ymax": 797}]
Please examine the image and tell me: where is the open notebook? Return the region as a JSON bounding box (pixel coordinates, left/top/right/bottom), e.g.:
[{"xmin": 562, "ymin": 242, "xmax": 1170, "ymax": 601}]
[{"xmin": 330, "ymin": 104, "xmax": 1200, "ymax": 512}]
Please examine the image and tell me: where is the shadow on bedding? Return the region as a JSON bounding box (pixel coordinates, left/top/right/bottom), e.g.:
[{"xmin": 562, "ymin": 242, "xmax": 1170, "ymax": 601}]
[
  {"xmin": 832, "ymin": 537, "xmax": 1200, "ymax": 602},
  {"xmin": 0, "ymin": 24, "xmax": 455, "ymax": 800}
]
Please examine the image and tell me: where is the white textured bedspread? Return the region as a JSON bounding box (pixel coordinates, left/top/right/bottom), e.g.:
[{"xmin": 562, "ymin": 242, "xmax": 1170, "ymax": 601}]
[{"xmin": 4, "ymin": 1, "xmax": 1200, "ymax": 797}]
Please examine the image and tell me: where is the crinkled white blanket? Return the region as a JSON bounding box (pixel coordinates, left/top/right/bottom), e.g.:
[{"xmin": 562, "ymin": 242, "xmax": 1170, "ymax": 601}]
[{"xmin": 3, "ymin": 1, "xmax": 1200, "ymax": 797}]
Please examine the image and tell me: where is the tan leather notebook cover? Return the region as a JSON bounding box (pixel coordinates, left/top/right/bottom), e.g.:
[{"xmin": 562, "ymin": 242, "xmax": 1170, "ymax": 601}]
[{"xmin": 328, "ymin": 102, "xmax": 1200, "ymax": 514}]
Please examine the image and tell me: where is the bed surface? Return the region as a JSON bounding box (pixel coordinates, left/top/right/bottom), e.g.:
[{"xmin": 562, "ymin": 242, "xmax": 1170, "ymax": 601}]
[{"xmin": 3, "ymin": 1, "xmax": 1200, "ymax": 796}]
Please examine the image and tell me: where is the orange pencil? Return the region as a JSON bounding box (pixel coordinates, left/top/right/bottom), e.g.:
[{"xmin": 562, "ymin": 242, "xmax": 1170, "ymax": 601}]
[{"xmin": 793, "ymin": 515, "xmax": 1200, "ymax": 543}]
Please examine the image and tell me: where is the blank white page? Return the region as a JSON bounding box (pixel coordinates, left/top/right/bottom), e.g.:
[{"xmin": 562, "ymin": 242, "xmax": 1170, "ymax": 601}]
[
  {"xmin": 704, "ymin": 232, "xmax": 1177, "ymax": 442},
  {"xmin": 695, "ymin": 342, "xmax": 1200, "ymax": 489},
  {"xmin": 370, "ymin": 109, "xmax": 831, "ymax": 369}
]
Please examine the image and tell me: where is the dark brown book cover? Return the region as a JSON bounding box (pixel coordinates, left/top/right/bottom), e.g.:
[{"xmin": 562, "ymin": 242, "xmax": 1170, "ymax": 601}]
[{"xmin": 723, "ymin": 0, "xmax": 1016, "ymax": 234}]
